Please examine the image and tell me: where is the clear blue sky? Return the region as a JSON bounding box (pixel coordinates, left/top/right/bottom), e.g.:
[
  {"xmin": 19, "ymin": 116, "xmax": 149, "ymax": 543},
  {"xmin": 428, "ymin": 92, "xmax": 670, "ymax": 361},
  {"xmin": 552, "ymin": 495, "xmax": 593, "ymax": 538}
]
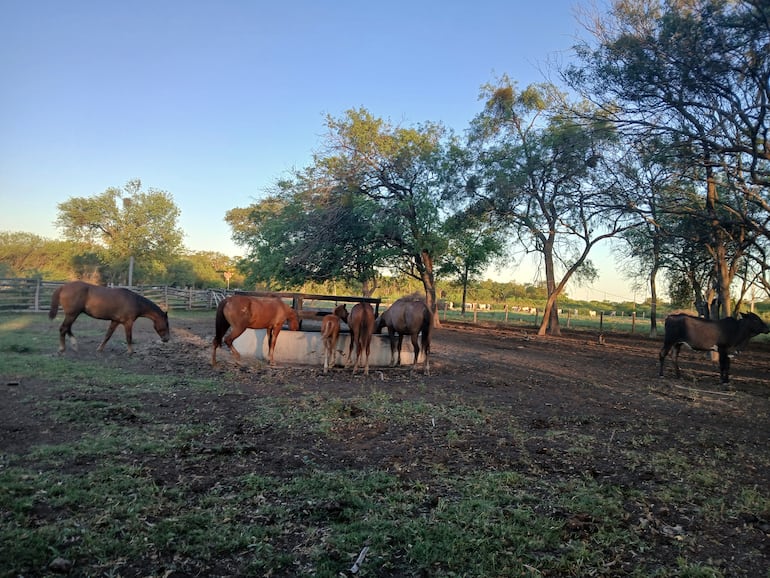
[{"xmin": 0, "ymin": 0, "xmax": 635, "ymax": 301}]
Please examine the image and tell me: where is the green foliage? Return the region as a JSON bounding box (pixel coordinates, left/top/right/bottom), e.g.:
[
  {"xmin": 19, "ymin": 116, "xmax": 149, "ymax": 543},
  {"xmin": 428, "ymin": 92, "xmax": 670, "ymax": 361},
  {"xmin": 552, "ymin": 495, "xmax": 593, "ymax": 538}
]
[
  {"xmin": 0, "ymin": 231, "xmax": 79, "ymax": 279},
  {"xmin": 55, "ymin": 179, "xmax": 184, "ymax": 284}
]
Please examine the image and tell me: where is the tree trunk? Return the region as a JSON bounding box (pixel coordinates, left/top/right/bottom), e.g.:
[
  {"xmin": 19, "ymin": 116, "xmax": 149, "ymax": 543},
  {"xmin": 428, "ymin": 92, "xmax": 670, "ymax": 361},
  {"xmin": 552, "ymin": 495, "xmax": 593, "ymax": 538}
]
[
  {"xmin": 706, "ymin": 162, "xmax": 732, "ymax": 318},
  {"xmin": 648, "ymin": 266, "xmax": 659, "ymax": 338},
  {"xmin": 538, "ymin": 238, "xmax": 560, "ymax": 336},
  {"xmin": 418, "ymin": 250, "xmax": 441, "ymax": 327},
  {"xmin": 460, "ymin": 264, "xmax": 469, "ymax": 316}
]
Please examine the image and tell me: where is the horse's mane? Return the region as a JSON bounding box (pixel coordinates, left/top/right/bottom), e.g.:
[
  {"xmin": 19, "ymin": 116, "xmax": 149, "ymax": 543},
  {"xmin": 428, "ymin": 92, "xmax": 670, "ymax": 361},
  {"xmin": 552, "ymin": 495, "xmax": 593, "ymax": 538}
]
[
  {"xmin": 128, "ymin": 288, "xmax": 166, "ymax": 315},
  {"xmin": 395, "ymin": 292, "xmax": 425, "ymax": 303}
]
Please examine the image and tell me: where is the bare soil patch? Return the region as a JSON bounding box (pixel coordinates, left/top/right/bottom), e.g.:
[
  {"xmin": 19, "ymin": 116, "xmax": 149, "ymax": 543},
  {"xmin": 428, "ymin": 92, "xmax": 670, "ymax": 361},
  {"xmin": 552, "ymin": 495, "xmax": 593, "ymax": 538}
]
[{"xmin": 3, "ymin": 313, "xmax": 770, "ymax": 575}]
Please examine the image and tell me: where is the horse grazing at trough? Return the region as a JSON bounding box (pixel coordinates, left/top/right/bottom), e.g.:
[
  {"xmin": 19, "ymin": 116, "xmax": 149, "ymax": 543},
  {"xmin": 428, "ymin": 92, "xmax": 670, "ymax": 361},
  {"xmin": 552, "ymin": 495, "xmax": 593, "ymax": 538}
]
[
  {"xmin": 659, "ymin": 311, "xmax": 769, "ymax": 383},
  {"xmin": 336, "ymin": 302, "xmax": 375, "ymax": 375},
  {"xmin": 320, "ymin": 304, "xmax": 348, "ymax": 373},
  {"xmin": 49, "ymin": 280, "xmax": 170, "ymax": 354},
  {"xmin": 212, "ymin": 295, "xmax": 299, "ymax": 366},
  {"xmin": 375, "ymin": 295, "xmax": 432, "ymax": 375}
]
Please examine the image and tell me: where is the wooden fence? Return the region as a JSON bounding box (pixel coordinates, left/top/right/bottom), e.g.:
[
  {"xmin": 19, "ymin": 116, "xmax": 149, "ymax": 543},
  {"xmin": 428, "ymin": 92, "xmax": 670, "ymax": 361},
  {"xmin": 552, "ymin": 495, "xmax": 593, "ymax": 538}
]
[{"xmin": 0, "ymin": 279, "xmax": 224, "ymax": 312}]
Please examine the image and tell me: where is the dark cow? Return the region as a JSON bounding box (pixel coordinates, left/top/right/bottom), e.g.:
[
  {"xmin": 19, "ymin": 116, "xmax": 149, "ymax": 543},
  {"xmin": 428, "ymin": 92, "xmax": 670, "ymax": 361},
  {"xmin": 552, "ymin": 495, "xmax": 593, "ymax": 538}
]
[{"xmin": 659, "ymin": 312, "xmax": 769, "ymax": 383}]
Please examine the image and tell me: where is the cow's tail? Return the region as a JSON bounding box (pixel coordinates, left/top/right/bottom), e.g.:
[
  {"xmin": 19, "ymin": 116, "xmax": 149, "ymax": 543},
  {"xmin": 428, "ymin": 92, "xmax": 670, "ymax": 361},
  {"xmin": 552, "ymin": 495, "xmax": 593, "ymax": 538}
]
[
  {"xmin": 48, "ymin": 286, "xmax": 62, "ymax": 319},
  {"xmin": 422, "ymin": 309, "xmax": 433, "ymax": 355},
  {"xmin": 212, "ymin": 298, "xmax": 230, "ymax": 348}
]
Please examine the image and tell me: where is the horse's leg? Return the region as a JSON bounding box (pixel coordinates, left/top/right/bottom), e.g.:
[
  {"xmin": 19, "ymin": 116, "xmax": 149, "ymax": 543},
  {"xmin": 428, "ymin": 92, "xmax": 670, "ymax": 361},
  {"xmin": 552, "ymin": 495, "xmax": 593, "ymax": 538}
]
[
  {"xmin": 97, "ymin": 321, "xmax": 121, "ymax": 353},
  {"xmin": 268, "ymin": 326, "xmax": 282, "ymax": 365},
  {"xmin": 58, "ymin": 314, "xmax": 79, "ymax": 353},
  {"xmin": 718, "ymin": 346, "xmax": 730, "ymax": 384},
  {"xmin": 363, "ymin": 337, "xmax": 370, "ymax": 375},
  {"xmin": 224, "ymin": 325, "xmax": 246, "ymax": 363},
  {"xmin": 123, "ymin": 320, "xmax": 134, "ymax": 354},
  {"xmin": 409, "ymin": 333, "xmax": 420, "ymax": 371},
  {"xmin": 396, "ymin": 334, "xmax": 404, "ymax": 367},
  {"xmin": 212, "ymin": 337, "xmax": 220, "ymax": 366},
  {"xmin": 323, "ymin": 336, "xmax": 330, "ymax": 373},
  {"xmin": 346, "ymin": 331, "xmax": 356, "ymax": 368},
  {"xmin": 351, "ymin": 337, "xmax": 361, "ymax": 374},
  {"xmin": 387, "ymin": 332, "xmax": 397, "ymax": 367}
]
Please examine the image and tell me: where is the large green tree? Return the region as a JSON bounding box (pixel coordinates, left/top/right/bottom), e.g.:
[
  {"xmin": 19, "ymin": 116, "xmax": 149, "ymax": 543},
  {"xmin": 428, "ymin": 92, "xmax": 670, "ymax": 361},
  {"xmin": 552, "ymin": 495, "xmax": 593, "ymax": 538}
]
[
  {"xmin": 56, "ymin": 179, "xmax": 184, "ymax": 284},
  {"xmin": 462, "ymin": 80, "xmax": 634, "ymax": 335},
  {"xmin": 228, "ymin": 109, "xmax": 452, "ymax": 316},
  {"xmin": 226, "ymin": 170, "xmax": 392, "ymax": 294},
  {"xmin": 567, "ymin": 0, "xmax": 770, "ymax": 313},
  {"xmin": 319, "ymin": 108, "xmax": 450, "ymax": 315}
]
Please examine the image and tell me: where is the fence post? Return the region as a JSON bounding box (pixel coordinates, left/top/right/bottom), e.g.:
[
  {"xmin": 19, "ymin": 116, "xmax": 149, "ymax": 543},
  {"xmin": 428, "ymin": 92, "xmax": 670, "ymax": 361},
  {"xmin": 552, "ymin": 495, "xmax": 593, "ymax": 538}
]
[{"xmin": 34, "ymin": 279, "xmax": 41, "ymax": 311}]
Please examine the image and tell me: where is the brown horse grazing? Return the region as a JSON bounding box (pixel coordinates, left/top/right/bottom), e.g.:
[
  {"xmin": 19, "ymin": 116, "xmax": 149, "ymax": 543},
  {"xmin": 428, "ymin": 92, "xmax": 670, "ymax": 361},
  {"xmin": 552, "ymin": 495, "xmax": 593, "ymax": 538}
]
[
  {"xmin": 337, "ymin": 302, "xmax": 375, "ymax": 375},
  {"xmin": 320, "ymin": 304, "xmax": 348, "ymax": 373},
  {"xmin": 375, "ymin": 296, "xmax": 432, "ymax": 375},
  {"xmin": 212, "ymin": 295, "xmax": 299, "ymax": 366},
  {"xmin": 48, "ymin": 281, "xmax": 170, "ymax": 354}
]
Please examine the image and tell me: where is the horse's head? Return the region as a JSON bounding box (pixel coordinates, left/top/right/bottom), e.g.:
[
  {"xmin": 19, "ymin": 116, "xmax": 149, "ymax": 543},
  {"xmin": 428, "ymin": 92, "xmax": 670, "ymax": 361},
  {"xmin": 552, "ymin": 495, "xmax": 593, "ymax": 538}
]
[
  {"xmin": 374, "ymin": 313, "xmax": 386, "ymax": 334},
  {"xmin": 287, "ymin": 308, "xmax": 300, "ymax": 331},
  {"xmin": 154, "ymin": 310, "xmax": 171, "ymax": 342},
  {"xmin": 332, "ymin": 304, "xmax": 348, "ymax": 322}
]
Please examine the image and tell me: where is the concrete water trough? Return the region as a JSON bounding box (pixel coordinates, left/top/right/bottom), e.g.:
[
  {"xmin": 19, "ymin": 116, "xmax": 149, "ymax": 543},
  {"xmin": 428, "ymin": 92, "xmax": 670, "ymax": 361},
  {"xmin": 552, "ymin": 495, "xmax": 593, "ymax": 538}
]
[{"xmin": 232, "ymin": 328, "xmax": 426, "ymax": 367}]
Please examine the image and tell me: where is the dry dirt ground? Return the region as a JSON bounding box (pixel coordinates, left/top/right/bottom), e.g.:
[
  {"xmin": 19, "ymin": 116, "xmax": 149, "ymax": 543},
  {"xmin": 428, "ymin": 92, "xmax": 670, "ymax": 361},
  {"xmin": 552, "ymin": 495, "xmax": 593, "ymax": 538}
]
[{"xmin": 3, "ymin": 314, "xmax": 770, "ymax": 575}]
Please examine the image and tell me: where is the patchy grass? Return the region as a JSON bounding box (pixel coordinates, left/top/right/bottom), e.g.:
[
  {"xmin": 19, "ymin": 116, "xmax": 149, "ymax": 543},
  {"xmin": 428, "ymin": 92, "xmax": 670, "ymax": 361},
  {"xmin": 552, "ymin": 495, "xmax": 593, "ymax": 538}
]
[{"xmin": 1, "ymin": 312, "xmax": 769, "ymax": 577}]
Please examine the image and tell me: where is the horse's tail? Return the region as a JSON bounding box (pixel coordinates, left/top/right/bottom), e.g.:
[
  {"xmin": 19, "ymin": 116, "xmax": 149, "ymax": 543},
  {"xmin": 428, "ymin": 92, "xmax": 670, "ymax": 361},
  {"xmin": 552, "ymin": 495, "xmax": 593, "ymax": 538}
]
[
  {"xmin": 49, "ymin": 286, "xmax": 62, "ymax": 319},
  {"xmin": 213, "ymin": 298, "xmax": 230, "ymax": 348}
]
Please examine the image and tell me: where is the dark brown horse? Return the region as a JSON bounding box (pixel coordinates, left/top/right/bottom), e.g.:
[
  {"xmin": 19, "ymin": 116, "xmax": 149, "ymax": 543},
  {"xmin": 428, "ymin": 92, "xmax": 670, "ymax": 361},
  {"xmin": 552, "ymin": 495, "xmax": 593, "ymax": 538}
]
[
  {"xmin": 375, "ymin": 295, "xmax": 432, "ymax": 375},
  {"xmin": 337, "ymin": 302, "xmax": 375, "ymax": 375},
  {"xmin": 49, "ymin": 281, "xmax": 170, "ymax": 354},
  {"xmin": 212, "ymin": 295, "xmax": 299, "ymax": 366},
  {"xmin": 320, "ymin": 304, "xmax": 348, "ymax": 373}
]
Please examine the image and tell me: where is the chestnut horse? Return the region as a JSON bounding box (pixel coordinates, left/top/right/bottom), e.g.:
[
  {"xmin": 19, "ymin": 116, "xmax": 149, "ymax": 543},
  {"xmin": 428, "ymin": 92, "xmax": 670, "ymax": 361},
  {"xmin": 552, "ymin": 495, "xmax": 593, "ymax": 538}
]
[
  {"xmin": 212, "ymin": 295, "xmax": 299, "ymax": 366},
  {"xmin": 48, "ymin": 281, "xmax": 170, "ymax": 354},
  {"xmin": 375, "ymin": 295, "xmax": 432, "ymax": 375},
  {"xmin": 337, "ymin": 302, "xmax": 375, "ymax": 375},
  {"xmin": 320, "ymin": 304, "xmax": 348, "ymax": 373}
]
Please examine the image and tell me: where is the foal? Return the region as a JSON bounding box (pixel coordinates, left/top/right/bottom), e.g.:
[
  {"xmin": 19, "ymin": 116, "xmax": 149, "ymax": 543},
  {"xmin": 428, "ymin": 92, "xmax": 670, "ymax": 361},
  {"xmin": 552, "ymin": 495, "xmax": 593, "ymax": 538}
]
[{"xmin": 320, "ymin": 304, "xmax": 348, "ymax": 373}]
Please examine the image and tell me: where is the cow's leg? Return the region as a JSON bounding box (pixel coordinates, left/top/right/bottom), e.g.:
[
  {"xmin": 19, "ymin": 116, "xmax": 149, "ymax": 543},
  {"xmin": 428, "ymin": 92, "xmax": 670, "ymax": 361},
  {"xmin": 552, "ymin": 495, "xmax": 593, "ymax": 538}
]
[
  {"xmin": 658, "ymin": 343, "xmax": 672, "ymax": 377},
  {"xmin": 718, "ymin": 346, "xmax": 730, "ymax": 384},
  {"xmin": 672, "ymin": 343, "xmax": 683, "ymax": 378}
]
